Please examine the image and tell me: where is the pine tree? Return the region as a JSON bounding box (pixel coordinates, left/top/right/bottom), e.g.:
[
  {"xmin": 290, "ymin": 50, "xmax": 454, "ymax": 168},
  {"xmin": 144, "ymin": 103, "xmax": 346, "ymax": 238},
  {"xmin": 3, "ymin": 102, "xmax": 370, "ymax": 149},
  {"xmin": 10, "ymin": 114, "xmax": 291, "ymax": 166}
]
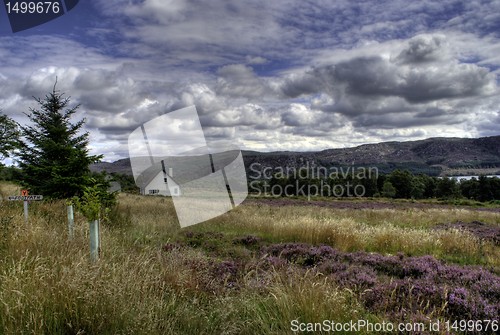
[
  {"xmin": 0, "ymin": 112, "xmax": 20, "ymax": 160},
  {"xmin": 17, "ymin": 83, "xmax": 102, "ymax": 199}
]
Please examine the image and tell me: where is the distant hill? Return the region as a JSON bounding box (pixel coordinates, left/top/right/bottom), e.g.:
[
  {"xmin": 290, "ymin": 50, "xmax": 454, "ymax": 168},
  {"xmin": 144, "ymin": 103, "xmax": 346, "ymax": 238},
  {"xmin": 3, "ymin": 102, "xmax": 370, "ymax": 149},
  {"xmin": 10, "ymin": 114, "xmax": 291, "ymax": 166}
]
[
  {"xmin": 91, "ymin": 158, "xmax": 135, "ymax": 175},
  {"xmin": 91, "ymin": 135, "xmax": 500, "ymax": 177}
]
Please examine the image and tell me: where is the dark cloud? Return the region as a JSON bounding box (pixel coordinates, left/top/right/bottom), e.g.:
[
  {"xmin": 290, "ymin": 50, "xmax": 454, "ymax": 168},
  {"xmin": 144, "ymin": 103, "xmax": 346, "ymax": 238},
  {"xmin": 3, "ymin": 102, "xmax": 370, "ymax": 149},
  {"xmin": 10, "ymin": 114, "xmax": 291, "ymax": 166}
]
[
  {"xmin": 279, "ymin": 34, "xmax": 496, "ymax": 120},
  {"xmin": 280, "ymin": 70, "xmax": 325, "ymax": 98},
  {"xmin": 333, "ymin": 55, "xmax": 492, "ymax": 104},
  {"xmin": 415, "ymin": 107, "xmax": 449, "ymax": 118},
  {"xmin": 397, "ymin": 63, "xmax": 492, "ymax": 103},
  {"xmin": 333, "ymin": 57, "xmax": 399, "ymax": 97}
]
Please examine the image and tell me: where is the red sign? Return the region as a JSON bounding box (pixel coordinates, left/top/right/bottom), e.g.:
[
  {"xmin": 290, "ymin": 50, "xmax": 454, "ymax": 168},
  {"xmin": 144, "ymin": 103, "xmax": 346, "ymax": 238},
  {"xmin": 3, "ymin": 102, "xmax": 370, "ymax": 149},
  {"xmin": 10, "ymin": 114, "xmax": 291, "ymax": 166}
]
[{"xmin": 21, "ymin": 189, "xmax": 29, "ymax": 196}]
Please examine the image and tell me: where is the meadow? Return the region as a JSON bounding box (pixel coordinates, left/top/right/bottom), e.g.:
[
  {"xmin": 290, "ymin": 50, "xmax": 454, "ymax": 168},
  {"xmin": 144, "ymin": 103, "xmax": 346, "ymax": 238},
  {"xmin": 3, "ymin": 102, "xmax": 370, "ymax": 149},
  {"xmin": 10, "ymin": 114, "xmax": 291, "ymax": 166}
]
[{"xmin": 0, "ymin": 182, "xmax": 499, "ymax": 334}]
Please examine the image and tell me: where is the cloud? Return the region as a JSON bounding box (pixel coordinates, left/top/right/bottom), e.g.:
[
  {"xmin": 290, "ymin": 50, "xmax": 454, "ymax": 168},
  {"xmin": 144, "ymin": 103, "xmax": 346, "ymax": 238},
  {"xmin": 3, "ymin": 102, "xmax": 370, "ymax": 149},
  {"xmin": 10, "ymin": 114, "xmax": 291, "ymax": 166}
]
[
  {"xmin": 279, "ymin": 70, "xmax": 325, "ymax": 98},
  {"xmin": 123, "ymin": 0, "xmax": 188, "ymax": 24},
  {"xmin": 174, "ymin": 83, "xmax": 226, "ymax": 115},
  {"xmin": 2, "ymin": 1, "xmax": 500, "ymax": 161},
  {"xmin": 203, "ymin": 103, "xmax": 281, "ymax": 130},
  {"xmin": 94, "ymin": 0, "xmax": 293, "ymax": 67},
  {"xmin": 280, "ymin": 33, "xmax": 497, "ymax": 112},
  {"xmin": 215, "ymin": 64, "xmax": 272, "ymax": 99},
  {"xmin": 395, "ymin": 34, "xmax": 448, "ymax": 64},
  {"xmin": 245, "ymin": 56, "xmax": 269, "ymax": 65},
  {"xmin": 281, "ymin": 103, "xmax": 318, "ymax": 127},
  {"xmin": 19, "ymin": 66, "xmax": 151, "ymax": 115},
  {"xmin": 478, "ymin": 110, "xmax": 500, "ymax": 136}
]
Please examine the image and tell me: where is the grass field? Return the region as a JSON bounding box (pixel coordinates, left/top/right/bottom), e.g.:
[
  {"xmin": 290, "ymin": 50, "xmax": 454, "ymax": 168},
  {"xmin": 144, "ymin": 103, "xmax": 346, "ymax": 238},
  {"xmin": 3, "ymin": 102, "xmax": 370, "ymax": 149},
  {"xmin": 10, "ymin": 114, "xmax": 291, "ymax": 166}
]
[{"xmin": 0, "ymin": 182, "xmax": 499, "ymax": 334}]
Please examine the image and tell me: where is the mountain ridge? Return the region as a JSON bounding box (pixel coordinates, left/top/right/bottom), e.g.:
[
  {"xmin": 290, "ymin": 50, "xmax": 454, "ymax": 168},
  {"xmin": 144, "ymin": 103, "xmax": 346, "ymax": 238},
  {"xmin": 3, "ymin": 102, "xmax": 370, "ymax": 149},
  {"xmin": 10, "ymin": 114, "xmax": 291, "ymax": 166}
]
[{"xmin": 91, "ymin": 135, "xmax": 500, "ymax": 176}]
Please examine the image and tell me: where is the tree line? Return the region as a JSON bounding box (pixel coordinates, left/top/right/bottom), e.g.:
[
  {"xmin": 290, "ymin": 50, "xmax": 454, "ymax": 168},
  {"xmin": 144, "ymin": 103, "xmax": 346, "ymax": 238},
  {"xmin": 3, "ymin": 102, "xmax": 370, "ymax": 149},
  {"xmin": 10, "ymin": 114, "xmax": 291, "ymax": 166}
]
[{"xmin": 249, "ymin": 168, "xmax": 500, "ymax": 202}]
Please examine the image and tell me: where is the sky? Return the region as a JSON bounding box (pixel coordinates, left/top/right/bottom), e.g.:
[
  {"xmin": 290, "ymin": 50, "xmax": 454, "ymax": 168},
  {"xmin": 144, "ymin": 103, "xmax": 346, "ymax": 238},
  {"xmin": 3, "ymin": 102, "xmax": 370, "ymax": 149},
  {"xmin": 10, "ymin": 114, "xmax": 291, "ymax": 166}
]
[{"xmin": 1, "ymin": 0, "xmax": 499, "ymax": 162}]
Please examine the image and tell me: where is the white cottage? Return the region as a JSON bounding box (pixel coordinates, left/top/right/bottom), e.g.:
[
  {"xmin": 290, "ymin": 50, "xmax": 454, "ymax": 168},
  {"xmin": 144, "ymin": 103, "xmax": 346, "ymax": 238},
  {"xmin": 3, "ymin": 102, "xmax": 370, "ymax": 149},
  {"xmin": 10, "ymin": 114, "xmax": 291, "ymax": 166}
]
[{"xmin": 135, "ymin": 161, "xmax": 181, "ymax": 196}]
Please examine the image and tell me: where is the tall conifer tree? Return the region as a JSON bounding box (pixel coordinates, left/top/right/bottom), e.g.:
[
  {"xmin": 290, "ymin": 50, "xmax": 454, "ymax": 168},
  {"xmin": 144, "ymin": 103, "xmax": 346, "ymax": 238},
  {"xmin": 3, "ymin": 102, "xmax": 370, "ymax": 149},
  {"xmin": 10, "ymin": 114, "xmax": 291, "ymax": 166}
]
[{"xmin": 18, "ymin": 83, "xmax": 102, "ymax": 198}]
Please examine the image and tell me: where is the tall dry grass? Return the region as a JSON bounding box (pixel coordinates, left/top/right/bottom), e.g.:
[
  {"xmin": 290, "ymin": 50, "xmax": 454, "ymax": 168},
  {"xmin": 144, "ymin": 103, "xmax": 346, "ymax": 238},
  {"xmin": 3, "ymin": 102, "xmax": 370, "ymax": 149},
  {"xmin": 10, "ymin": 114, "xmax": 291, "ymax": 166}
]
[
  {"xmin": 1, "ymin": 185, "xmax": 378, "ymax": 334},
  {"xmin": 1, "ymin": 182, "xmax": 498, "ymax": 333},
  {"xmin": 215, "ymin": 203, "xmax": 499, "ymax": 267}
]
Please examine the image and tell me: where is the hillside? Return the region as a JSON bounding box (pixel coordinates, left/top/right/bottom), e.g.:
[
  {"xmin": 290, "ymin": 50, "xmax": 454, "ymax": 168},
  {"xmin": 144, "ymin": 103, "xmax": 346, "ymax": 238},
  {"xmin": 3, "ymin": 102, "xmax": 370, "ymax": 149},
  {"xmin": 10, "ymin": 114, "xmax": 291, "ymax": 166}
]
[{"xmin": 91, "ymin": 135, "xmax": 500, "ymax": 176}]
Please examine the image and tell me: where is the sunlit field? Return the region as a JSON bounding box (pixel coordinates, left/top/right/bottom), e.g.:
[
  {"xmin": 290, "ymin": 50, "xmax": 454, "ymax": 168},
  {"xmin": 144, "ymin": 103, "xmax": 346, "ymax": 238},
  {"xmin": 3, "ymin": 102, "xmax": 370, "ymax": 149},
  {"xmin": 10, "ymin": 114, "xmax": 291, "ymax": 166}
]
[{"xmin": 1, "ymin": 182, "xmax": 499, "ymax": 334}]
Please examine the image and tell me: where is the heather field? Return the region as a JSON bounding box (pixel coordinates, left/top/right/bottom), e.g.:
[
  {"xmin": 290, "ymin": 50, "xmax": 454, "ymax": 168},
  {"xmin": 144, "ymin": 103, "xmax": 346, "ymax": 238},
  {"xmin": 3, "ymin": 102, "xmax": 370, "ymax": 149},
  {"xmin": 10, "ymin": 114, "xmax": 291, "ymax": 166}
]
[{"xmin": 0, "ymin": 182, "xmax": 499, "ymax": 334}]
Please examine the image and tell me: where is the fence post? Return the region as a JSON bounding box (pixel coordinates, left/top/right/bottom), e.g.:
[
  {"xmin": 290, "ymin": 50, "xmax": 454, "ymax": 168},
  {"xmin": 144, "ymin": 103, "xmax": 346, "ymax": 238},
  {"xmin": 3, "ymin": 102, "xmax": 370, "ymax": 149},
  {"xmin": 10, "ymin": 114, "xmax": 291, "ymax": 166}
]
[
  {"xmin": 23, "ymin": 200, "xmax": 29, "ymax": 224},
  {"xmin": 67, "ymin": 204, "xmax": 74, "ymax": 239},
  {"xmin": 89, "ymin": 219, "xmax": 100, "ymax": 262}
]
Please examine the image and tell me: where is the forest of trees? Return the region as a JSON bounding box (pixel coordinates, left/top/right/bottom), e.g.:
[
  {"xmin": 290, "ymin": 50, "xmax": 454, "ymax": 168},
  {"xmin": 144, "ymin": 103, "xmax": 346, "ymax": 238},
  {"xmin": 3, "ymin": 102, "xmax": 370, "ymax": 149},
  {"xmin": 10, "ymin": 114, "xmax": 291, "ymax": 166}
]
[{"xmin": 248, "ymin": 168, "xmax": 500, "ymax": 202}]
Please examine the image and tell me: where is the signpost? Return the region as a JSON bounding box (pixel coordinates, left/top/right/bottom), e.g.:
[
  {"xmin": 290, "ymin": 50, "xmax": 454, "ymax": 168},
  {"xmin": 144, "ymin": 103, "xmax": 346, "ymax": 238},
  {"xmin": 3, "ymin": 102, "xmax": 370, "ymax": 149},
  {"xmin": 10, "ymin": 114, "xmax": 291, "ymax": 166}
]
[
  {"xmin": 7, "ymin": 190, "xmax": 43, "ymax": 223},
  {"xmin": 8, "ymin": 195, "xmax": 43, "ymax": 201}
]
